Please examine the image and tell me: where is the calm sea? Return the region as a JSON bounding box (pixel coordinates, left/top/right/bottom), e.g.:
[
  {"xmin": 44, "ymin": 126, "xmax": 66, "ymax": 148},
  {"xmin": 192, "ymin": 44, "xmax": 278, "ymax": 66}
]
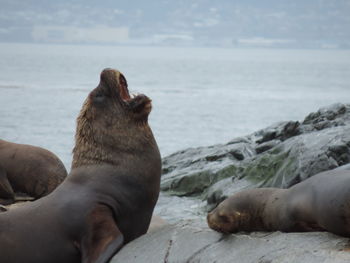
[{"xmin": 1, "ymin": 43, "xmax": 350, "ymax": 170}]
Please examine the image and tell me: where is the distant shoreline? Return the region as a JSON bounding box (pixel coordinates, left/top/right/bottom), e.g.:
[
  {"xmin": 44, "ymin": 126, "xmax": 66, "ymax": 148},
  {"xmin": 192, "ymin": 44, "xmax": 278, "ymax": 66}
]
[{"xmin": 0, "ymin": 41, "xmax": 349, "ymax": 51}]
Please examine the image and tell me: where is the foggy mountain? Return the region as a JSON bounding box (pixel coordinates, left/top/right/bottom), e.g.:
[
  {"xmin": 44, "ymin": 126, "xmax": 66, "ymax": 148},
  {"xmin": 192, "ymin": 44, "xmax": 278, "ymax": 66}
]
[{"xmin": 1, "ymin": 0, "xmax": 349, "ymax": 48}]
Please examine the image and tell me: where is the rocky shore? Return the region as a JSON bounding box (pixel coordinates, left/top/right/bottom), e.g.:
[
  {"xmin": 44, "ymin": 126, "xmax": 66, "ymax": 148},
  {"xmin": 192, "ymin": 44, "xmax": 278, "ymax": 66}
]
[{"xmin": 111, "ymin": 103, "xmax": 350, "ymax": 262}]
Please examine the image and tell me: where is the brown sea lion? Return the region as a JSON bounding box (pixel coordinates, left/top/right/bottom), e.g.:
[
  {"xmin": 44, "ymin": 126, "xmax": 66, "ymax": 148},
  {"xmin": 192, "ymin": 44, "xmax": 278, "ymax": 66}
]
[
  {"xmin": 0, "ymin": 68, "xmax": 161, "ymax": 263},
  {"xmin": 207, "ymin": 169, "xmax": 350, "ymax": 237},
  {"xmin": 0, "ymin": 139, "xmax": 67, "ymax": 204}
]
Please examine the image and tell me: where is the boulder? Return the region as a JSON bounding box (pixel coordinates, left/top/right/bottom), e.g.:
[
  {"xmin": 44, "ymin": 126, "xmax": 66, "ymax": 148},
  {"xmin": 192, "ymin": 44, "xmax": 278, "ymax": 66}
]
[
  {"xmin": 111, "ymin": 223, "xmax": 350, "ymax": 263},
  {"xmin": 160, "ymin": 103, "xmax": 350, "ymax": 209}
]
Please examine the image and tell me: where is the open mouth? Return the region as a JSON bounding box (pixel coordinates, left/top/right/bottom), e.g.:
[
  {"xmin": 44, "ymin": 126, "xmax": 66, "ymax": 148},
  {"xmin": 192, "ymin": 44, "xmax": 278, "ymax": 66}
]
[
  {"xmin": 100, "ymin": 68, "xmax": 152, "ymax": 113},
  {"xmin": 117, "ymin": 72, "xmax": 131, "ymax": 101},
  {"xmin": 116, "ymin": 72, "xmax": 152, "ymax": 112}
]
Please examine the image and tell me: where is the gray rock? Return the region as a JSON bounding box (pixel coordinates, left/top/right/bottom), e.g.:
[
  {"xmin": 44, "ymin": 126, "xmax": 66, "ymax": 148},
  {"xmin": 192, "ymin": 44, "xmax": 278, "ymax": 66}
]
[
  {"xmin": 110, "ymin": 223, "xmax": 350, "ymax": 263},
  {"xmin": 244, "ymin": 125, "xmax": 350, "ymax": 188},
  {"xmin": 255, "ymin": 121, "xmax": 301, "ymax": 144},
  {"xmin": 160, "ymin": 103, "xmax": 350, "ymax": 209},
  {"xmin": 161, "ymin": 142, "xmax": 255, "ymax": 197},
  {"xmin": 255, "ymin": 139, "xmax": 281, "ymax": 154},
  {"xmin": 302, "ymin": 103, "xmax": 349, "ymax": 129}
]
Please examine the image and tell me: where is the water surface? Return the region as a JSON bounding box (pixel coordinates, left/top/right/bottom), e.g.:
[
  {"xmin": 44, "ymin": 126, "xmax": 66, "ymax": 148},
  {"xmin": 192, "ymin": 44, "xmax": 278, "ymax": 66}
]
[{"xmin": 1, "ymin": 43, "xmax": 349, "ymax": 169}]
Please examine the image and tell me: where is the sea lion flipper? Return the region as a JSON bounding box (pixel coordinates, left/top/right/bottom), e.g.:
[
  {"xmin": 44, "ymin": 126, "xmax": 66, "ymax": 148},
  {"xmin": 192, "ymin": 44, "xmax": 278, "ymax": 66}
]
[
  {"xmin": 81, "ymin": 204, "xmax": 124, "ymax": 263},
  {"xmin": 0, "ymin": 166, "xmax": 15, "ymax": 202},
  {"xmin": 93, "ymin": 233, "xmax": 124, "ymax": 263}
]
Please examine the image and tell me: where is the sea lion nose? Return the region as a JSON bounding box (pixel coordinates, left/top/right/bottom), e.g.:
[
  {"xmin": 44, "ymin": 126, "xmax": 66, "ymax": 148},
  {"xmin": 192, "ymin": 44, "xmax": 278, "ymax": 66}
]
[{"xmin": 100, "ymin": 68, "xmax": 120, "ymax": 82}]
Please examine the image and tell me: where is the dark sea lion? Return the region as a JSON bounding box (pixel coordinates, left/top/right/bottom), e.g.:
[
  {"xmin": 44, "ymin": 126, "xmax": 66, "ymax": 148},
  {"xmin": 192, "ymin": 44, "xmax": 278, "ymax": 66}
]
[
  {"xmin": 0, "ymin": 68, "xmax": 161, "ymax": 263},
  {"xmin": 0, "ymin": 139, "xmax": 67, "ymax": 204},
  {"xmin": 207, "ymin": 169, "xmax": 350, "ymax": 237}
]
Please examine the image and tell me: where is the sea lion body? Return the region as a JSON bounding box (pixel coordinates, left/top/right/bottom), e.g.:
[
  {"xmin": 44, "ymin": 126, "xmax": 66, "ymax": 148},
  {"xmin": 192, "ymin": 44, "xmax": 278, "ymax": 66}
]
[
  {"xmin": 0, "ymin": 68, "xmax": 161, "ymax": 262},
  {"xmin": 0, "ymin": 139, "xmax": 67, "ymax": 204},
  {"xmin": 0, "ymin": 164, "xmax": 159, "ymax": 263},
  {"xmin": 207, "ymin": 169, "xmax": 350, "ymax": 237}
]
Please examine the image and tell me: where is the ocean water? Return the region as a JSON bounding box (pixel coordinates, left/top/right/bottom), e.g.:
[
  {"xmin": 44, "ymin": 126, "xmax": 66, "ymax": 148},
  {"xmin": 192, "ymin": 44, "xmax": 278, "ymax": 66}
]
[{"xmin": 0, "ymin": 43, "xmax": 350, "ymax": 170}]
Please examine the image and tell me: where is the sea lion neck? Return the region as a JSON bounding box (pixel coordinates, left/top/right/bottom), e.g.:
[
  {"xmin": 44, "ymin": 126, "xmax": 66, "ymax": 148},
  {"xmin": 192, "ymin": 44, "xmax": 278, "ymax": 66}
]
[{"xmin": 71, "ymin": 112, "xmax": 158, "ymax": 169}]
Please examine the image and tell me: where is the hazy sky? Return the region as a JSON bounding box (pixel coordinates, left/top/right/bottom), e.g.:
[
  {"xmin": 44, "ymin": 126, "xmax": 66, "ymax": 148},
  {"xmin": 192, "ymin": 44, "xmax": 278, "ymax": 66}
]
[{"xmin": 1, "ymin": 0, "xmax": 349, "ymax": 47}]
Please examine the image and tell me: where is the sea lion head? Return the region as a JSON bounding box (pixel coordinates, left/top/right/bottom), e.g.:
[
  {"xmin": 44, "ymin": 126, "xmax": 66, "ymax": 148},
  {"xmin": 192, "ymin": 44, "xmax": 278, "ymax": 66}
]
[
  {"xmin": 207, "ymin": 195, "xmax": 248, "ymax": 234},
  {"xmin": 89, "ymin": 68, "xmax": 152, "ymax": 123},
  {"xmin": 72, "ymin": 68, "xmax": 158, "ymax": 168}
]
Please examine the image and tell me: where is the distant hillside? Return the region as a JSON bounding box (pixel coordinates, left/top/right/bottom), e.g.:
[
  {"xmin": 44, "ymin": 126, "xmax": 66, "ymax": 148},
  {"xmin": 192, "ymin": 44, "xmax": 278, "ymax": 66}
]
[{"xmin": 1, "ymin": 0, "xmax": 349, "ymax": 48}]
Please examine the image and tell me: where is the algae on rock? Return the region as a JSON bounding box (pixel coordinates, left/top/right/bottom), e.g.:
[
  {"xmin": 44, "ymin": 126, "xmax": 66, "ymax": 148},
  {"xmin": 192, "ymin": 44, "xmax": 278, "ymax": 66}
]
[{"xmin": 243, "ymin": 149, "xmax": 298, "ymax": 188}]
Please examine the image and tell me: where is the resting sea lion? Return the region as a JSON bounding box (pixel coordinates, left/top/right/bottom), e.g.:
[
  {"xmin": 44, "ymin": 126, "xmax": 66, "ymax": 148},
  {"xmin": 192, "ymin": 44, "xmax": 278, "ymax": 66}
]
[
  {"xmin": 207, "ymin": 169, "xmax": 350, "ymax": 237},
  {"xmin": 0, "ymin": 68, "xmax": 161, "ymax": 263},
  {"xmin": 0, "ymin": 139, "xmax": 67, "ymax": 204}
]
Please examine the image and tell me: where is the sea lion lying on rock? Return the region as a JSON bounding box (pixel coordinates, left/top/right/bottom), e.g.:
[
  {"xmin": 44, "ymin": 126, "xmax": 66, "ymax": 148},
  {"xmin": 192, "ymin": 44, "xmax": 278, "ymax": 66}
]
[
  {"xmin": 0, "ymin": 68, "xmax": 161, "ymax": 263},
  {"xmin": 207, "ymin": 169, "xmax": 350, "ymax": 237},
  {"xmin": 0, "ymin": 139, "xmax": 67, "ymax": 204}
]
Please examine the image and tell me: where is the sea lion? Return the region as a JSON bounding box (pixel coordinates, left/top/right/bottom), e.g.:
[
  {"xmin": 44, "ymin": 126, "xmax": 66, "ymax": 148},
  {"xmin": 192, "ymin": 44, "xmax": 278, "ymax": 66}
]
[
  {"xmin": 0, "ymin": 139, "xmax": 67, "ymax": 204},
  {"xmin": 207, "ymin": 169, "xmax": 350, "ymax": 237},
  {"xmin": 0, "ymin": 68, "xmax": 161, "ymax": 263}
]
